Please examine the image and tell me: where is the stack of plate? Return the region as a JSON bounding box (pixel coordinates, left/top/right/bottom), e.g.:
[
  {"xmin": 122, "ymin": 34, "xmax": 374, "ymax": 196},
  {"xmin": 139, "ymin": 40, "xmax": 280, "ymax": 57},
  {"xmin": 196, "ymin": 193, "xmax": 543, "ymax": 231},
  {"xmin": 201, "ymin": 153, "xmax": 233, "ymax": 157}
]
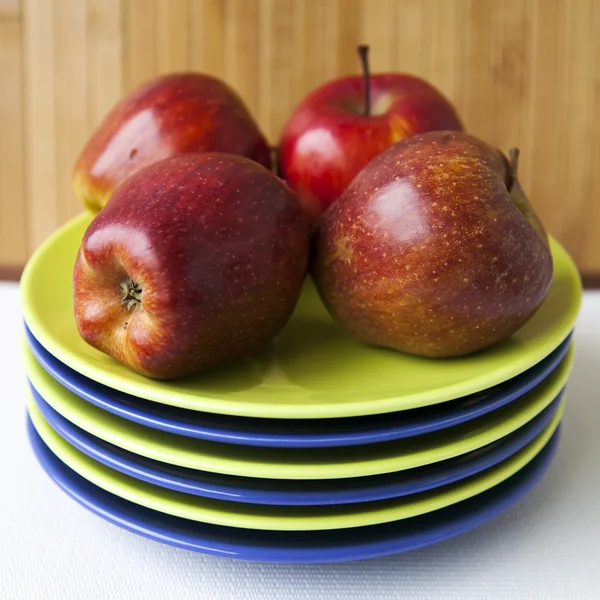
[{"xmin": 20, "ymin": 213, "xmax": 582, "ymax": 563}]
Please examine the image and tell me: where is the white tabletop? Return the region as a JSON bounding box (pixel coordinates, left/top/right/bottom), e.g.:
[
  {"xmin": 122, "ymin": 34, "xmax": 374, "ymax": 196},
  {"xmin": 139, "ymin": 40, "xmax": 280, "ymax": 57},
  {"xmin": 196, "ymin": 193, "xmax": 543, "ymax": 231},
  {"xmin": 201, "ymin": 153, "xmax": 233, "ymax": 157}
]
[{"xmin": 1, "ymin": 280, "xmax": 599, "ymax": 600}]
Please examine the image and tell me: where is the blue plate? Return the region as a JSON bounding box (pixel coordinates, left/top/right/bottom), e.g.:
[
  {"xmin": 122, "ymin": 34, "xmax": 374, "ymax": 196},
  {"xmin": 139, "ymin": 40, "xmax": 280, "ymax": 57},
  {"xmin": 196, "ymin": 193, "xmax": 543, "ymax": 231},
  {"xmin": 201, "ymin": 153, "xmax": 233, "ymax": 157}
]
[
  {"xmin": 25, "ymin": 327, "xmax": 572, "ymax": 448},
  {"xmin": 28, "ymin": 418, "xmax": 559, "ymax": 563},
  {"xmin": 31, "ymin": 385, "xmax": 563, "ymax": 506}
]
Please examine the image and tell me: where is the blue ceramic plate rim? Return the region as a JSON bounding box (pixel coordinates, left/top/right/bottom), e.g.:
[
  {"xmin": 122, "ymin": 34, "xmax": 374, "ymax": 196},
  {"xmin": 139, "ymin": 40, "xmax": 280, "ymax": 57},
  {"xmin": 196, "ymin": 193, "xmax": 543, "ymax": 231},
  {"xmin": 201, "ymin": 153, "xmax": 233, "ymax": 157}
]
[
  {"xmin": 25, "ymin": 326, "xmax": 572, "ymax": 447},
  {"xmin": 30, "ymin": 384, "xmax": 563, "ymax": 506},
  {"xmin": 28, "ymin": 418, "xmax": 559, "ymax": 563}
]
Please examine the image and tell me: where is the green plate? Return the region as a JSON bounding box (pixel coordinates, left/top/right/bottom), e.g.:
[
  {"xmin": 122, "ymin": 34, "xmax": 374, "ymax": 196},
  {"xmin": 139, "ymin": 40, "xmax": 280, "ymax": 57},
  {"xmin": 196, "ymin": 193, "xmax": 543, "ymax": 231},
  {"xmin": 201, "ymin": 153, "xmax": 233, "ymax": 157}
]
[
  {"xmin": 28, "ymin": 394, "xmax": 563, "ymax": 531},
  {"xmin": 23, "ymin": 344, "xmax": 573, "ymax": 480},
  {"xmin": 20, "ymin": 212, "xmax": 582, "ymax": 418}
]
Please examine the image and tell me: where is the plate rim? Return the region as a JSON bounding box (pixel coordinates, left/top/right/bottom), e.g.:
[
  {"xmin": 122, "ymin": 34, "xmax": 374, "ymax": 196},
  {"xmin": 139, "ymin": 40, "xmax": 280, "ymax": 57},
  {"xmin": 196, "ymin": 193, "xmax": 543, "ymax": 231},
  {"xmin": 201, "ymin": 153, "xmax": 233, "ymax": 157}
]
[
  {"xmin": 21, "ymin": 212, "xmax": 582, "ymax": 419},
  {"xmin": 25, "ymin": 323, "xmax": 573, "ymax": 447},
  {"xmin": 28, "ymin": 418, "xmax": 560, "ymax": 562},
  {"xmin": 27, "ymin": 394, "xmax": 563, "ymax": 531},
  {"xmin": 31, "ymin": 385, "xmax": 564, "ymax": 505},
  {"xmin": 23, "ymin": 343, "xmax": 574, "ymax": 480}
]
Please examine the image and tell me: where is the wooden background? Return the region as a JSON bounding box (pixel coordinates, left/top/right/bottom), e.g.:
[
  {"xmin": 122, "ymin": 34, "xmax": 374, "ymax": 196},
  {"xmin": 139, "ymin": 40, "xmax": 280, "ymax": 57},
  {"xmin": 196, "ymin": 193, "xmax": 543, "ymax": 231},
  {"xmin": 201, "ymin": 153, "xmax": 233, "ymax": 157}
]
[{"xmin": 1, "ymin": 0, "xmax": 599, "ymax": 279}]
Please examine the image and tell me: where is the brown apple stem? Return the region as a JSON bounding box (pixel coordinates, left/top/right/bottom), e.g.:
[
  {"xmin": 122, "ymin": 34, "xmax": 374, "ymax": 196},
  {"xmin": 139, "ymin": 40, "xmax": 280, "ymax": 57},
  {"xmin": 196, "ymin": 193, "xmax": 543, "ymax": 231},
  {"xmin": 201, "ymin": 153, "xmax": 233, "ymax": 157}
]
[
  {"xmin": 357, "ymin": 45, "xmax": 371, "ymax": 117},
  {"xmin": 507, "ymin": 147, "xmax": 520, "ymax": 190},
  {"xmin": 509, "ymin": 147, "xmax": 520, "ymax": 178}
]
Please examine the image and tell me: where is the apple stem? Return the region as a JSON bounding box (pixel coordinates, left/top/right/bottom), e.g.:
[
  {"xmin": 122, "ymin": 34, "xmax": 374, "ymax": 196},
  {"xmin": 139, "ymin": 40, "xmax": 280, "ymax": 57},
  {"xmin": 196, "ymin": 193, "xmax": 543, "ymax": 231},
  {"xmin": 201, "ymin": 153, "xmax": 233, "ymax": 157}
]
[
  {"xmin": 507, "ymin": 147, "xmax": 520, "ymax": 190},
  {"xmin": 509, "ymin": 147, "xmax": 520, "ymax": 177},
  {"xmin": 358, "ymin": 45, "xmax": 371, "ymax": 117}
]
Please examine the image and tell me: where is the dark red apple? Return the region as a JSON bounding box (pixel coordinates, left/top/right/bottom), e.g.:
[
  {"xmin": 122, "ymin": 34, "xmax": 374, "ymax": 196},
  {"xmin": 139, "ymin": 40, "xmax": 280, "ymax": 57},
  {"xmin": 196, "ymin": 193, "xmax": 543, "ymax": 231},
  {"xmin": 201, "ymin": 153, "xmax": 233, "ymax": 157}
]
[
  {"xmin": 73, "ymin": 73, "xmax": 272, "ymax": 213},
  {"xmin": 312, "ymin": 130, "xmax": 553, "ymax": 358},
  {"xmin": 73, "ymin": 154, "xmax": 310, "ymax": 379},
  {"xmin": 278, "ymin": 46, "xmax": 464, "ymax": 221}
]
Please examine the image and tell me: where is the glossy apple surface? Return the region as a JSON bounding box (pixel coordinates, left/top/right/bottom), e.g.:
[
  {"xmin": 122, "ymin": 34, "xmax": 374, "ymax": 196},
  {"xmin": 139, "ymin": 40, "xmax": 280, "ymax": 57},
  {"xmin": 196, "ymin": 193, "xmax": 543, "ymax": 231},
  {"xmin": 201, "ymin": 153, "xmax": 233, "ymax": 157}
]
[
  {"xmin": 73, "ymin": 154, "xmax": 310, "ymax": 379},
  {"xmin": 279, "ymin": 70, "xmax": 463, "ymax": 221},
  {"xmin": 73, "ymin": 73, "xmax": 272, "ymax": 213},
  {"xmin": 312, "ymin": 131, "xmax": 553, "ymax": 358}
]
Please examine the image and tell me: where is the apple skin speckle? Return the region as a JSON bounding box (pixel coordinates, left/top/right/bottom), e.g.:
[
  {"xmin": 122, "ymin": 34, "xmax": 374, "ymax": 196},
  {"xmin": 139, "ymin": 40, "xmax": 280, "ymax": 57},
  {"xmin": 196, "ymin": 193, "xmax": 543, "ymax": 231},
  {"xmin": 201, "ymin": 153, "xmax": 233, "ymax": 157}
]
[
  {"xmin": 312, "ymin": 130, "xmax": 553, "ymax": 358},
  {"xmin": 73, "ymin": 154, "xmax": 310, "ymax": 379}
]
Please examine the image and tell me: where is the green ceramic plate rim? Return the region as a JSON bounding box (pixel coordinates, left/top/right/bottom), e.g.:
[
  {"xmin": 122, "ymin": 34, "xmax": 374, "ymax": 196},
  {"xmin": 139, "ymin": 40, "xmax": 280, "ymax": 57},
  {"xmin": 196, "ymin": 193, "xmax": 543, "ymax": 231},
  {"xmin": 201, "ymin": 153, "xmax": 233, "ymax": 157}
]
[
  {"xmin": 23, "ymin": 344, "xmax": 574, "ymax": 480},
  {"xmin": 20, "ymin": 212, "xmax": 582, "ymax": 419},
  {"xmin": 28, "ymin": 394, "xmax": 563, "ymax": 531}
]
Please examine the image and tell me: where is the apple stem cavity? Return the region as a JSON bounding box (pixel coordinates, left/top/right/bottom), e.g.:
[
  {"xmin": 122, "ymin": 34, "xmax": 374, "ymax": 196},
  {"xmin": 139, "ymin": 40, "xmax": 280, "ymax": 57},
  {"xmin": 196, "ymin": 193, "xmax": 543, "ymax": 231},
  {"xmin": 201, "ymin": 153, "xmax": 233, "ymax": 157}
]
[
  {"xmin": 357, "ymin": 45, "xmax": 371, "ymax": 117},
  {"xmin": 120, "ymin": 278, "xmax": 143, "ymax": 311}
]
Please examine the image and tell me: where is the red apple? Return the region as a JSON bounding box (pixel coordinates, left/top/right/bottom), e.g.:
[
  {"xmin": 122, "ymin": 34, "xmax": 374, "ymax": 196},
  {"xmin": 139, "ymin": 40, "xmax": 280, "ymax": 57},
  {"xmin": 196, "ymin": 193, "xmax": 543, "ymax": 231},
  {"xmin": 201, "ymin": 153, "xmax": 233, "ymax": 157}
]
[
  {"xmin": 278, "ymin": 46, "xmax": 464, "ymax": 221},
  {"xmin": 73, "ymin": 73, "xmax": 272, "ymax": 213},
  {"xmin": 312, "ymin": 131, "xmax": 553, "ymax": 358},
  {"xmin": 73, "ymin": 154, "xmax": 310, "ymax": 379}
]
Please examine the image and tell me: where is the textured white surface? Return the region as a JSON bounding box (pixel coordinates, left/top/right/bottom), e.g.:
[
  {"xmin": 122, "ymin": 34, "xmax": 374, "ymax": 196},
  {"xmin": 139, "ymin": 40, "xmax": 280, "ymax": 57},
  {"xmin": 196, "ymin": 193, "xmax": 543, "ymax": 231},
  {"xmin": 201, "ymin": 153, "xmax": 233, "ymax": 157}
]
[{"xmin": 0, "ymin": 281, "xmax": 599, "ymax": 600}]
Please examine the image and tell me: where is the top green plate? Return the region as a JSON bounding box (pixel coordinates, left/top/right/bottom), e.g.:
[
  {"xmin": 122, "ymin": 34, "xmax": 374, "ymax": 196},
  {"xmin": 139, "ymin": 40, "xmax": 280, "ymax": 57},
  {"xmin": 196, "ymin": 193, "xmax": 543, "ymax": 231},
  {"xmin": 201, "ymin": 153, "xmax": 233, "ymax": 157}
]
[{"xmin": 21, "ymin": 213, "xmax": 582, "ymax": 419}]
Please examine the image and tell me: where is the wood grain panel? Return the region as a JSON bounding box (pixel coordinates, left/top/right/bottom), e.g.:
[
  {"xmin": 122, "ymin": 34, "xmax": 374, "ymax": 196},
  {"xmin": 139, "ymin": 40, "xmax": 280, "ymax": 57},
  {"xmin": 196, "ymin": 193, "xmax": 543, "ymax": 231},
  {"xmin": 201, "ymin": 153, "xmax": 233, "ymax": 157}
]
[
  {"xmin": 547, "ymin": 0, "xmax": 596, "ymax": 268},
  {"xmin": 0, "ymin": 0, "xmax": 20, "ymax": 20},
  {"xmin": 157, "ymin": 0, "xmax": 190, "ymax": 73},
  {"xmin": 258, "ymin": 0, "xmax": 296, "ymax": 141},
  {"xmin": 223, "ymin": 0, "xmax": 260, "ymax": 122},
  {"xmin": 292, "ymin": 0, "xmax": 336, "ymax": 105},
  {"xmin": 486, "ymin": 0, "xmax": 532, "ymax": 155},
  {"xmin": 23, "ymin": 0, "xmax": 58, "ymax": 251},
  {"xmin": 124, "ymin": 0, "xmax": 157, "ymax": 91},
  {"xmin": 393, "ymin": 0, "xmax": 427, "ymax": 78},
  {"xmin": 329, "ymin": 0, "xmax": 361, "ymax": 77},
  {"xmin": 53, "ymin": 0, "xmax": 88, "ymax": 225},
  {"xmin": 0, "ymin": 20, "xmax": 26, "ymax": 266},
  {"xmin": 455, "ymin": 0, "xmax": 496, "ymax": 143},
  {"xmin": 2, "ymin": 0, "xmax": 599, "ymax": 274},
  {"xmin": 359, "ymin": 0, "xmax": 396, "ymax": 72},
  {"xmin": 523, "ymin": 0, "xmax": 593, "ymax": 264},
  {"xmin": 585, "ymin": 0, "xmax": 600, "ymax": 273},
  {"xmin": 87, "ymin": 0, "xmax": 123, "ymax": 127},
  {"xmin": 189, "ymin": 0, "xmax": 224, "ymax": 77},
  {"xmin": 419, "ymin": 0, "xmax": 465, "ymax": 105}
]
